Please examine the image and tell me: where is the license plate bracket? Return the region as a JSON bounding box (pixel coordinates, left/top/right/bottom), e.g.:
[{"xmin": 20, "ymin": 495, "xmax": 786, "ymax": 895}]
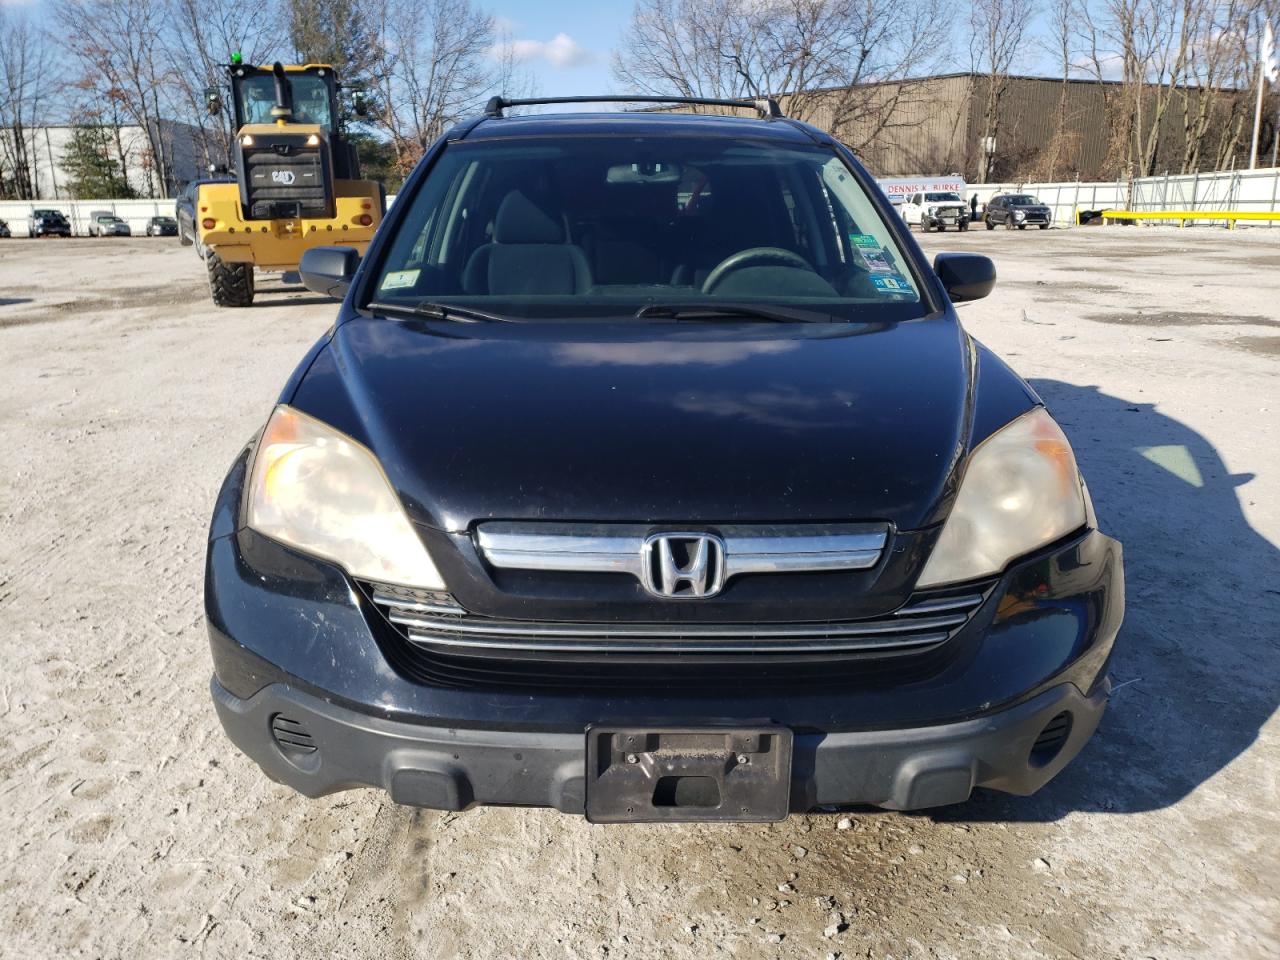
[{"xmin": 585, "ymin": 726, "xmax": 793, "ymax": 823}]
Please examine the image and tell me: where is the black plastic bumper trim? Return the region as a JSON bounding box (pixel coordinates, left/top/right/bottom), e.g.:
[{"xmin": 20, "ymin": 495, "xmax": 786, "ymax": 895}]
[{"xmin": 211, "ymin": 676, "xmax": 1109, "ymax": 816}]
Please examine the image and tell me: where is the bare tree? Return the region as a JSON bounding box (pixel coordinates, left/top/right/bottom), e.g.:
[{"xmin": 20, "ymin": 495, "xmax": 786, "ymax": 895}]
[
  {"xmin": 1076, "ymin": 0, "xmax": 1243, "ymax": 176},
  {"xmin": 969, "ymin": 0, "xmax": 1037, "ymax": 182},
  {"xmin": 0, "ymin": 8, "xmax": 53, "ymax": 199},
  {"xmin": 612, "ymin": 0, "xmax": 953, "ymax": 154},
  {"xmin": 52, "ymin": 0, "xmax": 179, "ymax": 196},
  {"xmin": 162, "ymin": 0, "xmax": 282, "ymax": 173},
  {"xmin": 612, "ymin": 0, "xmax": 744, "ymax": 102},
  {"xmin": 1035, "ymin": 0, "xmax": 1085, "ymax": 178},
  {"xmin": 367, "ymin": 0, "xmax": 526, "ymax": 174}
]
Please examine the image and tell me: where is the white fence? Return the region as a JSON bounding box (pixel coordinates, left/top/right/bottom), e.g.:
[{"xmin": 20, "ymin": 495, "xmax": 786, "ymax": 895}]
[
  {"xmin": 5, "ymin": 165, "xmax": 1279, "ymax": 235},
  {"xmin": 0, "ymin": 198, "xmax": 179, "ymax": 237},
  {"xmin": 968, "ymin": 166, "xmax": 1280, "ymax": 227}
]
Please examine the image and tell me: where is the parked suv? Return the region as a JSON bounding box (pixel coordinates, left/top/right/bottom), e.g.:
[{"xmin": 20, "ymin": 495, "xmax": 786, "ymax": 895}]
[
  {"xmin": 28, "ymin": 208, "xmax": 72, "ymax": 237},
  {"xmin": 985, "ymin": 194, "xmax": 1052, "ymax": 230},
  {"xmin": 206, "ymin": 97, "xmax": 1123, "ymax": 823}
]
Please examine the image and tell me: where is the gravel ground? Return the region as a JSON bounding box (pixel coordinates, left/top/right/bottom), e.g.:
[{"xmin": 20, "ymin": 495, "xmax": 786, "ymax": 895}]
[{"xmin": 1, "ymin": 228, "xmax": 1277, "ymax": 960}]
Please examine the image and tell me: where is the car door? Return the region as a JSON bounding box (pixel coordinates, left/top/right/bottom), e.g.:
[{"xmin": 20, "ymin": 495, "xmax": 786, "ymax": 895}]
[
  {"xmin": 177, "ymin": 186, "xmax": 195, "ymax": 239},
  {"xmin": 902, "ymin": 192, "xmax": 921, "ymax": 224}
]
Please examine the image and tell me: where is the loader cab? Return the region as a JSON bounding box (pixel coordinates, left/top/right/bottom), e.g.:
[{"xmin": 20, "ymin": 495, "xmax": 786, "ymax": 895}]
[{"xmin": 231, "ymin": 65, "xmax": 338, "ymax": 134}]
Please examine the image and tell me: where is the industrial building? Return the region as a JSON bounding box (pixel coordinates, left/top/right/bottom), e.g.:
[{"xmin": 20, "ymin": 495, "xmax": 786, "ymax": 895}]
[
  {"xmin": 0, "ymin": 120, "xmax": 202, "ymax": 201},
  {"xmin": 779, "ymin": 72, "xmax": 1264, "ymax": 181}
]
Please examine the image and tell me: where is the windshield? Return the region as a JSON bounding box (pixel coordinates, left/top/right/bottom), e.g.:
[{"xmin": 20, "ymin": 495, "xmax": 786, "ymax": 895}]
[
  {"xmin": 925, "ymin": 192, "xmax": 962, "ymax": 202},
  {"xmin": 1008, "ymin": 195, "xmax": 1038, "ymax": 205},
  {"xmin": 368, "ymin": 136, "xmax": 924, "ymax": 322},
  {"xmin": 240, "ymin": 73, "xmax": 333, "ymax": 129}
]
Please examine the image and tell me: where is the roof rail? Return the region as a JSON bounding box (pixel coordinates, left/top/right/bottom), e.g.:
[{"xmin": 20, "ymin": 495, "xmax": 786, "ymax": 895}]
[{"xmin": 482, "ymin": 95, "xmax": 784, "ymax": 120}]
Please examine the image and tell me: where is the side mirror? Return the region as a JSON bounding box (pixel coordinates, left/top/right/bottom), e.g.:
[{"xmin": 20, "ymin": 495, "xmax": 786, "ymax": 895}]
[
  {"xmin": 204, "ymin": 86, "xmax": 222, "ymax": 116},
  {"xmin": 932, "ymin": 252, "xmax": 996, "ymax": 303},
  {"xmin": 351, "ymin": 88, "xmax": 369, "ymax": 117},
  {"xmin": 299, "ymin": 246, "xmax": 360, "ymax": 300}
]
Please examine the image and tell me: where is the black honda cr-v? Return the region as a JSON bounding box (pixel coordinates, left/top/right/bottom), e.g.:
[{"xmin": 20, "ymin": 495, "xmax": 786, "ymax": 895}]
[{"xmin": 206, "ymin": 97, "xmax": 1123, "ymax": 823}]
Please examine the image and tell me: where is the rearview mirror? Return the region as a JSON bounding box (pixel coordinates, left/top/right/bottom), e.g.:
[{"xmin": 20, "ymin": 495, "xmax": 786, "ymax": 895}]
[
  {"xmin": 932, "ymin": 252, "xmax": 996, "ymax": 302},
  {"xmin": 299, "ymin": 246, "xmax": 360, "ymax": 300}
]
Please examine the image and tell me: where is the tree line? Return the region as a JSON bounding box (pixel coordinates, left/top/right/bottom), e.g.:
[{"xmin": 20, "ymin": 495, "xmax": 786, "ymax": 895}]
[{"xmin": 2, "ymin": 0, "xmax": 1276, "ymax": 200}]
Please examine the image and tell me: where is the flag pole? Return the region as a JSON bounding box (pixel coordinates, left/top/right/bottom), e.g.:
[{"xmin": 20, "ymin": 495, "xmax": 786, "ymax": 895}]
[
  {"xmin": 1252, "ymin": 54, "xmax": 1266, "ymax": 169},
  {"xmin": 1255, "ymin": 21, "xmax": 1276, "ymax": 170}
]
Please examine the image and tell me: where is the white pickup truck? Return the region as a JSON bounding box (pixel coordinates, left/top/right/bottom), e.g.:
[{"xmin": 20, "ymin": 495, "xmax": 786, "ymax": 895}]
[{"xmin": 899, "ymin": 190, "xmax": 971, "ymax": 232}]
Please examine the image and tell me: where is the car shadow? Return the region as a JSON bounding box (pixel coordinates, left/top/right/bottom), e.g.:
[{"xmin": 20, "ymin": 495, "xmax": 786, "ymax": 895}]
[
  {"xmin": 0, "ymin": 298, "xmax": 33, "ymax": 307},
  {"xmin": 920, "ymin": 378, "xmax": 1280, "ymax": 822}
]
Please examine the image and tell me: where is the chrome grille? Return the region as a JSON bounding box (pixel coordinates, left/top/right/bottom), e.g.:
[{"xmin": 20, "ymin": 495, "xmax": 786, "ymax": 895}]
[
  {"xmin": 476, "ymin": 521, "xmax": 888, "ymax": 587},
  {"xmin": 363, "ymin": 583, "xmax": 986, "ymax": 658}
]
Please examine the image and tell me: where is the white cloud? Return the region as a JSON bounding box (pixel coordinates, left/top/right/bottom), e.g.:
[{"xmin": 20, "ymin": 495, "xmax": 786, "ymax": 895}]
[{"xmin": 491, "ymin": 32, "xmax": 598, "ymax": 69}]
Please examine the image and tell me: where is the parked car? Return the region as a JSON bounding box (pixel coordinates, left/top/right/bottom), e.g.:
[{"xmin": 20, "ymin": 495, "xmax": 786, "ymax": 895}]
[
  {"xmin": 0, "ymin": 219, "xmax": 10, "ymax": 238},
  {"xmin": 985, "ymin": 194, "xmax": 1052, "ymax": 230},
  {"xmin": 900, "ymin": 190, "xmax": 970, "ymax": 231},
  {"xmin": 145, "ymin": 215, "xmax": 179, "ymax": 237},
  {"xmin": 176, "ymin": 178, "xmax": 233, "ymax": 250},
  {"xmin": 88, "ymin": 213, "xmax": 132, "ymax": 237},
  {"xmin": 206, "ymin": 97, "xmax": 1123, "ymax": 823},
  {"xmin": 28, "ymin": 208, "xmax": 72, "ymax": 238}
]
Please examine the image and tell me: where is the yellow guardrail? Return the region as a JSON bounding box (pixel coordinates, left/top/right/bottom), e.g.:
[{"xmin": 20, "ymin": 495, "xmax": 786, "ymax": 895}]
[{"xmin": 1098, "ymin": 209, "xmax": 1280, "ymax": 228}]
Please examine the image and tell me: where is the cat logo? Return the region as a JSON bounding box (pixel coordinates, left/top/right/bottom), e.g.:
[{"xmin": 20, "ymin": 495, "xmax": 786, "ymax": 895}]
[{"xmin": 271, "ymin": 170, "xmax": 296, "ymax": 185}]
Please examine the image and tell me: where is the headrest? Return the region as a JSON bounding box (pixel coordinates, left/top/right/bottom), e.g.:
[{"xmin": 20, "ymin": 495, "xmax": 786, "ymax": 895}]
[{"xmin": 494, "ymin": 190, "xmax": 564, "ymax": 244}]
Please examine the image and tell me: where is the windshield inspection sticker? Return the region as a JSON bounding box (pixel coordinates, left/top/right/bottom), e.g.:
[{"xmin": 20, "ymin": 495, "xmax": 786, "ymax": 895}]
[
  {"xmin": 849, "ymin": 233, "xmax": 896, "ymax": 274},
  {"xmin": 380, "ymin": 269, "xmax": 420, "ymax": 291},
  {"xmin": 870, "ymin": 274, "xmax": 913, "ymax": 295}
]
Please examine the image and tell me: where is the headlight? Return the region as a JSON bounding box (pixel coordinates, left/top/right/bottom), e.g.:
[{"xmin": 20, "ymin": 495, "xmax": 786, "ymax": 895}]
[
  {"xmin": 927, "ymin": 206, "xmax": 936, "ymax": 215},
  {"xmin": 246, "ymin": 405, "xmax": 446, "ymax": 589},
  {"xmin": 916, "ymin": 408, "xmax": 1086, "ymax": 588},
  {"xmin": 1014, "ymin": 210, "xmax": 1026, "ymax": 220}
]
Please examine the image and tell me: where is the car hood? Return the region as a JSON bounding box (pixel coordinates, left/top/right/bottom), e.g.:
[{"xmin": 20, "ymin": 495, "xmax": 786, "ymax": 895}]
[{"xmin": 290, "ymin": 315, "xmax": 977, "ymax": 532}]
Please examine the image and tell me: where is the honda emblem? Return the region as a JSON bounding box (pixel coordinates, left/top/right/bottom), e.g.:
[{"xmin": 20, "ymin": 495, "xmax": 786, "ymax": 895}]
[{"xmin": 641, "ymin": 533, "xmax": 726, "ymax": 599}]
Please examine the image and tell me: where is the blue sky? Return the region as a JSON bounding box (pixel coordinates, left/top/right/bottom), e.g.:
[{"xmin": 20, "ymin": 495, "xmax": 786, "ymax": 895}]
[{"xmin": 488, "ymin": 1, "xmax": 624, "ymax": 98}]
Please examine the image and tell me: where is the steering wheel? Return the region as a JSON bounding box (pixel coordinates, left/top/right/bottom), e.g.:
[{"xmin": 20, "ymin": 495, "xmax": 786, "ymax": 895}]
[{"xmin": 701, "ymin": 247, "xmax": 814, "ymax": 294}]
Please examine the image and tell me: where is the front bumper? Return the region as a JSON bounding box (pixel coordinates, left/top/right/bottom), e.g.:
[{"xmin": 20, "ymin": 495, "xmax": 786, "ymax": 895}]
[
  {"xmin": 206, "ymin": 453, "xmax": 1123, "ymax": 816},
  {"xmin": 212, "ymin": 675, "xmax": 1108, "ymax": 815},
  {"xmin": 924, "ymin": 210, "xmax": 969, "ymax": 226}
]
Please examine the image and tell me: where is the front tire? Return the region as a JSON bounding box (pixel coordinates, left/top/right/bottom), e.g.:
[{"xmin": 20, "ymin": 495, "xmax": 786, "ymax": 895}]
[
  {"xmin": 1039, "ymin": 224, "xmax": 1049, "ymax": 230},
  {"xmin": 1018, "ymin": 224, "xmax": 1027, "ymax": 230},
  {"xmin": 207, "ymin": 253, "xmax": 255, "ymax": 307}
]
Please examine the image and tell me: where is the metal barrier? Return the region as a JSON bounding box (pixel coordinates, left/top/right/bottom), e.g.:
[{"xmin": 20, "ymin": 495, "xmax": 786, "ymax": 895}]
[
  {"xmin": 1098, "ymin": 209, "xmax": 1280, "ymax": 229},
  {"xmin": 973, "ymin": 166, "xmax": 1280, "ymax": 228}
]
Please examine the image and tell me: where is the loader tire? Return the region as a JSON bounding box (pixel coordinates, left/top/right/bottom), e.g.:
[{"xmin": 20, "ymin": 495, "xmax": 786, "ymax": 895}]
[{"xmin": 207, "ymin": 253, "xmax": 254, "ymax": 307}]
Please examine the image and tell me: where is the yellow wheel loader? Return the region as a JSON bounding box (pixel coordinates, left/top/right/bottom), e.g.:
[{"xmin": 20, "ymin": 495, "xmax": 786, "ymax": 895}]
[{"xmin": 196, "ymin": 59, "xmax": 382, "ymax": 307}]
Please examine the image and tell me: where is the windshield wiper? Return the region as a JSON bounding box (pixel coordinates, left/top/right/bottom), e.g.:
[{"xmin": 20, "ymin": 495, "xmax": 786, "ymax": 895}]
[
  {"xmin": 368, "ymin": 300, "xmax": 513, "ymax": 323},
  {"xmin": 634, "ymin": 302, "xmax": 832, "ymax": 323}
]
